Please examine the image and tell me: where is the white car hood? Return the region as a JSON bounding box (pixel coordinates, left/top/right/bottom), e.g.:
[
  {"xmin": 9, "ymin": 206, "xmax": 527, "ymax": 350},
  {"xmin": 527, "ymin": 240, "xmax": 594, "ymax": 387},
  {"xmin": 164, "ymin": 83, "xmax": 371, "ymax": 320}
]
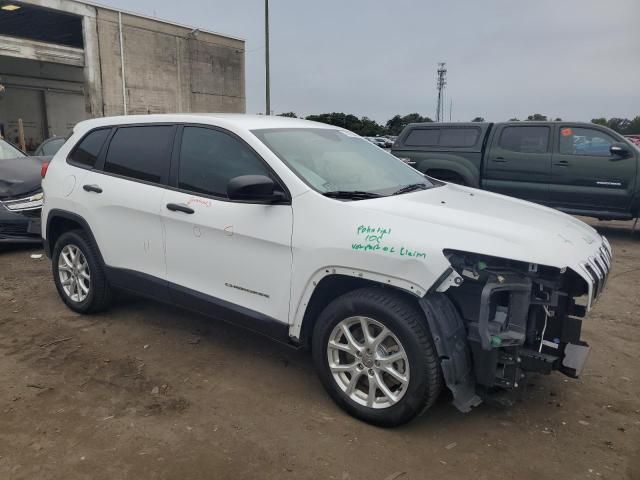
[{"xmin": 353, "ymin": 183, "xmax": 606, "ymax": 272}]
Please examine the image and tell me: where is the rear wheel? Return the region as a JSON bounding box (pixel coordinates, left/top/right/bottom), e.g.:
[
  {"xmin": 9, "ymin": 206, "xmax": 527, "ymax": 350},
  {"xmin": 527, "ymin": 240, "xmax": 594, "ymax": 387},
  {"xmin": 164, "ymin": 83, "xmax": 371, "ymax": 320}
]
[
  {"xmin": 52, "ymin": 230, "xmax": 111, "ymax": 313},
  {"xmin": 312, "ymin": 288, "xmax": 442, "ymax": 426}
]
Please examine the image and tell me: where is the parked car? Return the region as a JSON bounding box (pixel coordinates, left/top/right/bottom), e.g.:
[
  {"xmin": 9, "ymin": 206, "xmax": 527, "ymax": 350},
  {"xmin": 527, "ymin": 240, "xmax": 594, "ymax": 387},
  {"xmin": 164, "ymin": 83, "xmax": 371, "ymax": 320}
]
[
  {"xmin": 34, "ymin": 136, "xmax": 67, "ymax": 157},
  {"xmin": 391, "ymin": 121, "xmax": 640, "ymax": 220},
  {"xmin": 374, "ymin": 137, "xmax": 393, "ymax": 148},
  {"xmin": 0, "ymin": 138, "xmax": 46, "ymax": 244},
  {"xmin": 625, "ymin": 135, "xmax": 640, "ymax": 147},
  {"xmin": 366, "ymin": 137, "xmax": 387, "ymax": 148},
  {"xmin": 42, "ymin": 114, "xmax": 610, "ymax": 426}
]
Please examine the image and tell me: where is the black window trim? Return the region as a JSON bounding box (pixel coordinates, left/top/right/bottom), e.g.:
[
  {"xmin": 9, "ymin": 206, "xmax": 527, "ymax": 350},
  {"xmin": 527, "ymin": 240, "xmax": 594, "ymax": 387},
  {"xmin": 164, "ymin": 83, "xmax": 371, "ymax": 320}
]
[
  {"xmin": 497, "ymin": 125, "xmax": 551, "ymax": 154},
  {"xmin": 67, "ymin": 121, "xmax": 291, "ymax": 205},
  {"xmin": 167, "ymin": 123, "xmax": 292, "ymax": 205}
]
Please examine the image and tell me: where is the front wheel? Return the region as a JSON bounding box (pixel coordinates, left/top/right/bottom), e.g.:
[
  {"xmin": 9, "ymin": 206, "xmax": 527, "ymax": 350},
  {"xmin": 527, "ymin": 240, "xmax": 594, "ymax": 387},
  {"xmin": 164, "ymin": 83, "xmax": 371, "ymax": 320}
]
[{"xmin": 312, "ymin": 288, "xmax": 443, "ymax": 426}]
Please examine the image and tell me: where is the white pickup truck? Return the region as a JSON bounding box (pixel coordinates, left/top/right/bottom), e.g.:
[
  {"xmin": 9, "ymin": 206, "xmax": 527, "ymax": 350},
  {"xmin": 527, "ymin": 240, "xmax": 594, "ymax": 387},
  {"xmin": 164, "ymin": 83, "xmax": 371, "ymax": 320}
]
[{"xmin": 41, "ymin": 114, "xmax": 611, "ymax": 426}]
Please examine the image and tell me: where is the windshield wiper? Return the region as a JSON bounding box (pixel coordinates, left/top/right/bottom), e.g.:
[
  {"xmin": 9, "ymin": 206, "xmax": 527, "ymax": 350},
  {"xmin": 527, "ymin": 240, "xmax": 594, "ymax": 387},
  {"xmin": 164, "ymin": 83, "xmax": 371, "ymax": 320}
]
[
  {"xmin": 322, "ymin": 190, "xmax": 383, "ymax": 200},
  {"xmin": 392, "ymin": 183, "xmax": 429, "ymax": 195}
]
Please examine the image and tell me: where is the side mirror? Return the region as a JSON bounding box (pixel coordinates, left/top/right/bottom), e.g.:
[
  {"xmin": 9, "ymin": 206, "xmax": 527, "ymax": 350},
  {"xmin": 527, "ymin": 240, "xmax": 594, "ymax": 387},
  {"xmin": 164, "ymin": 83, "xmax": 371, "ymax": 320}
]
[
  {"xmin": 227, "ymin": 175, "xmax": 286, "ymax": 203},
  {"xmin": 610, "ymin": 142, "xmax": 631, "ymax": 159}
]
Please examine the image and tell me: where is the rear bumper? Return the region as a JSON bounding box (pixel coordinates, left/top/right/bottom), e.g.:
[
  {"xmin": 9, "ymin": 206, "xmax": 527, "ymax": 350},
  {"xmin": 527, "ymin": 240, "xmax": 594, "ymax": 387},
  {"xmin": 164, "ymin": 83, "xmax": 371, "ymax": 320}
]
[{"xmin": 0, "ymin": 207, "xmax": 42, "ymax": 244}]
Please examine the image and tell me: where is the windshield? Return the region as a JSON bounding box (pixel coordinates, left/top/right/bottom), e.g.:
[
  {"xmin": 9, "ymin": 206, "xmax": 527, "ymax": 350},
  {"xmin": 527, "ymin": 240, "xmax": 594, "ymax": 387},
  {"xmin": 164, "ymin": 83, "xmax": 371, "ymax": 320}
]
[
  {"xmin": 0, "ymin": 139, "xmax": 26, "ymax": 160},
  {"xmin": 252, "ymin": 128, "xmax": 436, "ymax": 195}
]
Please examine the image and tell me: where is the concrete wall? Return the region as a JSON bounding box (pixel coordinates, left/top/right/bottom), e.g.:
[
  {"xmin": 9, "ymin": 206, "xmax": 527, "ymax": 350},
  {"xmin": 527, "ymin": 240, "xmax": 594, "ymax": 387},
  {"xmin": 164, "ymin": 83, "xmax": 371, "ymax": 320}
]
[{"xmin": 94, "ymin": 6, "xmax": 245, "ymax": 116}]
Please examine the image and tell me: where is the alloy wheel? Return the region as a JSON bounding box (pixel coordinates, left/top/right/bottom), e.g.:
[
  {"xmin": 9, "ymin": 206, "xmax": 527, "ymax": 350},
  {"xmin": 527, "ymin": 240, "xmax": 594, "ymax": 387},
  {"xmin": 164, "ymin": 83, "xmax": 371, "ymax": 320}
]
[
  {"xmin": 58, "ymin": 244, "xmax": 91, "ymax": 303},
  {"xmin": 327, "ymin": 316, "xmax": 410, "ymax": 409}
]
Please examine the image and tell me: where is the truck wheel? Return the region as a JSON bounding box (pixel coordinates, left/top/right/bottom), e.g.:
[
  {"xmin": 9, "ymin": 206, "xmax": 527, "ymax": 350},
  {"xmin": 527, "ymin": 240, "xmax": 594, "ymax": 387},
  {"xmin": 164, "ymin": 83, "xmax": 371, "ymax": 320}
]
[
  {"xmin": 312, "ymin": 288, "xmax": 443, "ymax": 426},
  {"xmin": 52, "ymin": 230, "xmax": 112, "ymax": 314}
]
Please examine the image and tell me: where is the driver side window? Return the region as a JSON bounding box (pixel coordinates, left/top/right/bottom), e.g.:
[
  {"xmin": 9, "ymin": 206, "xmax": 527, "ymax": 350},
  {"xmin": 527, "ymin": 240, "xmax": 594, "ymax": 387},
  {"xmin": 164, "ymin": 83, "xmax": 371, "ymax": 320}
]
[
  {"xmin": 558, "ymin": 127, "xmax": 616, "ymax": 157},
  {"xmin": 178, "ymin": 127, "xmax": 271, "ymax": 198}
]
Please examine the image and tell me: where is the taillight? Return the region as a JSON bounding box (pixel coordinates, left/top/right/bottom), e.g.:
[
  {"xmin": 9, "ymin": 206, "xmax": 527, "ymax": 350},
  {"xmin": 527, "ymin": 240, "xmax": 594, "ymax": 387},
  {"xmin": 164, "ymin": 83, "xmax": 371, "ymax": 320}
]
[{"xmin": 41, "ymin": 161, "xmax": 49, "ymax": 178}]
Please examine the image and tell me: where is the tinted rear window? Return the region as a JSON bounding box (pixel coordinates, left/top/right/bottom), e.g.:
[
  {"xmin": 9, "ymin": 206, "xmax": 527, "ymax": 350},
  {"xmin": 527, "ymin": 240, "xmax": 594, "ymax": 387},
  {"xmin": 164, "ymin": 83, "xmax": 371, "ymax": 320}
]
[
  {"xmin": 68, "ymin": 129, "xmax": 110, "ymax": 168},
  {"xmin": 104, "ymin": 126, "xmax": 174, "ymax": 183},
  {"xmin": 404, "ymin": 129, "xmax": 439, "ymax": 146},
  {"xmin": 404, "ymin": 127, "xmax": 479, "ymax": 147},
  {"xmin": 498, "ymin": 126, "xmax": 549, "ymax": 154}
]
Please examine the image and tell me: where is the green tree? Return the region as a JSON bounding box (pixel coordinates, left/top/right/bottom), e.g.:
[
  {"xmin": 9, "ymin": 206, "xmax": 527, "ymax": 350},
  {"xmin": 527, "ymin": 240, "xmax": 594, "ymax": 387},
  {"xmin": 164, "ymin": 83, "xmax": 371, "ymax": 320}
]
[
  {"xmin": 627, "ymin": 116, "xmax": 640, "ymax": 135},
  {"xmin": 591, "ymin": 118, "xmax": 607, "ymax": 126},
  {"xmin": 606, "ymin": 118, "xmax": 631, "ymax": 134},
  {"xmin": 277, "ymin": 112, "xmax": 298, "ymax": 118},
  {"xmin": 305, "ymin": 112, "xmax": 385, "ymax": 136},
  {"xmin": 554, "ymin": 117, "xmax": 562, "ymax": 121},
  {"xmin": 508, "ymin": 117, "xmax": 520, "ymax": 121},
  {"xmin": 526, "ymin": 113, "xmax": 547, "ymax": 121},
  {"xmin": 385, "ymin": 113, "xmax": 433, "ymax": 135},
  {"xmin": 471, "ymin": 117, "xmax": 485, "ymax": 122}
]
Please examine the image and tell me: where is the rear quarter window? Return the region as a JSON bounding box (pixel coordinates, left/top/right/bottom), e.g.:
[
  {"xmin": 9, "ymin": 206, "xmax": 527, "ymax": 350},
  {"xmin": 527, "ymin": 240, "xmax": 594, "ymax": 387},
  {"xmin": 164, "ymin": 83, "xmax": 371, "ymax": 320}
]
[{"xmin": 68, "ymin": 129, "xmax": 110, "ymax": 168}]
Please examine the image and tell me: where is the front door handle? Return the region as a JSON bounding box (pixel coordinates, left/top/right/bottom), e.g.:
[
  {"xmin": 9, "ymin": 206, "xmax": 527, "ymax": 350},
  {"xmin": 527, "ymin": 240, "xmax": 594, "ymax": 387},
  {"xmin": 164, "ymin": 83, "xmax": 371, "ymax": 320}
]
[
  {"xmin": 554, "ymin": 160, "xmax": 570, "ymax": 166},
  {"xmin": 166, "ymin": 203, "xmax": 194, "ymax": 214},
  {"xmin": 83, "ymin": 184, "xmax": 103, "ymax": 193},
  {"xmin": 493, "ymin": 157, "xmax": 507, "ymax": 162}
]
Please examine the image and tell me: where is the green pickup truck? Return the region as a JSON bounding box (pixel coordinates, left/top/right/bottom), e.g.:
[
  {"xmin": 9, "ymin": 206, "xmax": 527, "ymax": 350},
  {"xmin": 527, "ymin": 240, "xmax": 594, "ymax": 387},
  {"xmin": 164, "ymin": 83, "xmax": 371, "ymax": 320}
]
[{"xmin": 391, "ymin": 122, "xmax": 640, "ymax": 221}]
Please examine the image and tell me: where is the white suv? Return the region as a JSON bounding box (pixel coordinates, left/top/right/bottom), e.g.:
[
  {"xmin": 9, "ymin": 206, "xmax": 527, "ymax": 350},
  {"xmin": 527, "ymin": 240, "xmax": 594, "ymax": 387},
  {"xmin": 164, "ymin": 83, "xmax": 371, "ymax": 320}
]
[{"xmin": 41, "ymin": 114, "xmax": 611, "ymax": 426}]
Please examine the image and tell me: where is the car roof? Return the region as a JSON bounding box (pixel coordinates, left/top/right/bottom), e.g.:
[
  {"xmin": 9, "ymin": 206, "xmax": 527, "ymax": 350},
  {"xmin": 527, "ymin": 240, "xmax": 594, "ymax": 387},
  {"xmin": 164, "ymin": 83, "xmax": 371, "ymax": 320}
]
[{"xmin": 74, "ymin": 113, "xmax": 337, "ymax": 133}]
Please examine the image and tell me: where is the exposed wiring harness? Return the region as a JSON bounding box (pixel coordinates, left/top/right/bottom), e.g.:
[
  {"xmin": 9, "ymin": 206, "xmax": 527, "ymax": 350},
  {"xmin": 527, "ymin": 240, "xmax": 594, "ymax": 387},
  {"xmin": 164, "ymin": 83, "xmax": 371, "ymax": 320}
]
[{"xmin": 539, "ymin": 305, "xmax": 553, "ymax": 353}]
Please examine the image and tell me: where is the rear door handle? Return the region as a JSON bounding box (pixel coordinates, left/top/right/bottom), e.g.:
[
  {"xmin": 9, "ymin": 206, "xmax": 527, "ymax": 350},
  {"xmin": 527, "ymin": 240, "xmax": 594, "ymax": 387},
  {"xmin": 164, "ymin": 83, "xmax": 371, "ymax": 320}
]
[
  {"xmin": 554, "ymin": 160, "xmax": 570, "ymax": 166},
  {"xmin": 166, "ymin": 203, "xmax": 194, "ymax": 214},
  {"xmin": 83, "ymin": 184, "xmax": 102, "ymax": 193},
  {"xmin": 493, "ymin": 157, "xmax": 507, "ymax": 162}
]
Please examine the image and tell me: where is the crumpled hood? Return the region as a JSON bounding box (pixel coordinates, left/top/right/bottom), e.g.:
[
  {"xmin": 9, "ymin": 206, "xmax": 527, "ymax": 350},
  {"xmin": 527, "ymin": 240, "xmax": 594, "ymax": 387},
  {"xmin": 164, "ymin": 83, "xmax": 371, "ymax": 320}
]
[
  {"xmin": 0, "ymin": 156, "xmax": 49, "ymax": 199},
  {"xmin": 353, "ymin": 183, "xmax": 604, "ymax": 271}
]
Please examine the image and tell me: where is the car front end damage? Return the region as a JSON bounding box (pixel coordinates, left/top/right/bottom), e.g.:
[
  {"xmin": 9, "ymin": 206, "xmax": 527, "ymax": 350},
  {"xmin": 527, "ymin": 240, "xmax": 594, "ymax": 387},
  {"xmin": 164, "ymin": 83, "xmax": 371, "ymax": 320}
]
[{"xmin": 427, "ymin": 238, "xmax": 611, "ymax": 411}]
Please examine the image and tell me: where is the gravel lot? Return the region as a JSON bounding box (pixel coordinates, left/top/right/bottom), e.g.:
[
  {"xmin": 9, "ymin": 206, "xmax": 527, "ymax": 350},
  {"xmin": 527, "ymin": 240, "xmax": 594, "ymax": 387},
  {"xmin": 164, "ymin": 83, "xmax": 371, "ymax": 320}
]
[{"xmin": 0, "ymin": 219, "xmax": 639, "ymax": 480}]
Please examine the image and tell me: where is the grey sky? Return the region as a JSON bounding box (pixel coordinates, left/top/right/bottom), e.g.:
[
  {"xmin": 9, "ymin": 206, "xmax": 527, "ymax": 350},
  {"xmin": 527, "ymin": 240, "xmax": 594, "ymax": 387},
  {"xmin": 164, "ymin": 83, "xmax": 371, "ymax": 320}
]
[{"xmin": 97, "ymin": 0, "xmax": 640, "ymax": 123}]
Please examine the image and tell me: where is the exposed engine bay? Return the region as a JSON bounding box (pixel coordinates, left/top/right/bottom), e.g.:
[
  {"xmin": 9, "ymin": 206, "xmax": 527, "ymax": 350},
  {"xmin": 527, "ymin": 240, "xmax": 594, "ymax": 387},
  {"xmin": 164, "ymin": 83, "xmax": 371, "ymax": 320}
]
[{"xmin": 434, "ymin": 247, "xmax": 611, "ymax": 409}]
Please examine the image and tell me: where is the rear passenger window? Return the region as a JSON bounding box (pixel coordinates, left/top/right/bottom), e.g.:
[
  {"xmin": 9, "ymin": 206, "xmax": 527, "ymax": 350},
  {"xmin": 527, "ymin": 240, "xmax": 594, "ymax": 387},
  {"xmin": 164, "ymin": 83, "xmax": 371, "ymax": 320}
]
[
  {"xmin": 104, "ymin": 126, "xmax": 174, "ymax": 183},
  {"xmin": 498, "ymin": 126, "xmax": 549, "ymax": 154},
  {"xmin": 178, "ymin": 127, "xmax": 270, "ymax": 198},
  {"xmin": 68, "ymin": 129, "xmax": 110, "ymax": 168},
  {"xmin": 404, "ymin": 129, "xmax": 439, "ymax": 146}
]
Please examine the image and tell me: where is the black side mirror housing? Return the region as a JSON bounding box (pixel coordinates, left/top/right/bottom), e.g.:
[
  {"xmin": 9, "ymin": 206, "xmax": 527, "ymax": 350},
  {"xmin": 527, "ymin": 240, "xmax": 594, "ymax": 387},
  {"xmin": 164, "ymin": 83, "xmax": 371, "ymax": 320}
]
[
  {"xmin": 227, "ymin": 175, "xmax": 286, "ymax": 203},
  {"xmin": 610, "ymin": 142, "xmax": 631, "ymax": 159}
]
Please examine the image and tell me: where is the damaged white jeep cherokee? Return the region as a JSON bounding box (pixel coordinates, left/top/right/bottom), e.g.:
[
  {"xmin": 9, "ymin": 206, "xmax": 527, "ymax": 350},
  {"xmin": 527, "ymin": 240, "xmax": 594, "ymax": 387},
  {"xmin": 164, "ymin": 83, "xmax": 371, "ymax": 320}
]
[{"xmin": 41, "ymin": 114, "xmax": 611, "ymax": 426}]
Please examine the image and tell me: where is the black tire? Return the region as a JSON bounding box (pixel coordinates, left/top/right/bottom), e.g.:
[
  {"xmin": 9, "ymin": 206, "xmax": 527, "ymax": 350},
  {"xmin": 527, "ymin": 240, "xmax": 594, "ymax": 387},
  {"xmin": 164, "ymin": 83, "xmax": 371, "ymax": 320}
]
[
  {"xmin": 52, "ymin": 229, "xmax": 112, "ymax": 313},
  {"xmin": 312, "ymin": 287, "xmax": 443, "ymax": 427}
]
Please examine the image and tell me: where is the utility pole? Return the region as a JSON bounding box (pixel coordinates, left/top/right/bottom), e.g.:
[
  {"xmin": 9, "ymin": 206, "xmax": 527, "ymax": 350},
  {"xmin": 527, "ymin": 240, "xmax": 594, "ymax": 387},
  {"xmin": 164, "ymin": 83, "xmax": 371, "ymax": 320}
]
[
  {"xmin": 435, "ymin": 62, "xmax": 447, "ymax": 122},
  {"xmin": 264, "ymin": 0, "xmax": 271, "ymax": 115},
  {"xmin": 449, "ymin": 98, "xmax": 452, "ymax": 122}
]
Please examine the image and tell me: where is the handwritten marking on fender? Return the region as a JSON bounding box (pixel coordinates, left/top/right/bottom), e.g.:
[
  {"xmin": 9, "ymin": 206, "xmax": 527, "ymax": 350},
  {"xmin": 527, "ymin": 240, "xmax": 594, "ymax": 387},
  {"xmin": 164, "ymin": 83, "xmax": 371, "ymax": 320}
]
[{"xmin": 352, "ymin": 225, "xmax": 426, "ymax": 259}]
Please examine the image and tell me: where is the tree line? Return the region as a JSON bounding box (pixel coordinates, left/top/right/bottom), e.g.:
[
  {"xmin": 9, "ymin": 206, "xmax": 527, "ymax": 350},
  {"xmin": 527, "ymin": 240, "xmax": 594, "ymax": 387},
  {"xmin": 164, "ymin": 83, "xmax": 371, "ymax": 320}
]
[{"xmin": 277, "ymin": 112, "xmax": 640, "ymax": 137}]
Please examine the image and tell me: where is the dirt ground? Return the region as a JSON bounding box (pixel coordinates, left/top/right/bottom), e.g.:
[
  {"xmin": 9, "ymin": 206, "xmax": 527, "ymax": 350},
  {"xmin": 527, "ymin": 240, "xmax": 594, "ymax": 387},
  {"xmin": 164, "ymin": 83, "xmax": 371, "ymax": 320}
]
[{"xmin": 0, "ymin": 219, "xmax": 639, "ymax": 480}]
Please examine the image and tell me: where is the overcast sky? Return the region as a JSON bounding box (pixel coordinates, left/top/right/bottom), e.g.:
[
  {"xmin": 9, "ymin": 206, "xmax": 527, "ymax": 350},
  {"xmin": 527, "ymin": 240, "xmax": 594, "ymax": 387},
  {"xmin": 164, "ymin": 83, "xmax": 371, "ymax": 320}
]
[{"xmin": 97, "ymin": 0, "xmax": 640, "ymax": 124}]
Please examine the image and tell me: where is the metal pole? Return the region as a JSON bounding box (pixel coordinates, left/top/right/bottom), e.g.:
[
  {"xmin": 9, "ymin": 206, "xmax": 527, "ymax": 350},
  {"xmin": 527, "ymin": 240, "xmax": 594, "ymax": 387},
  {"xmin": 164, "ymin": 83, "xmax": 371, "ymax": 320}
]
[
  {"xmin": 118, "ymin": 11, "xmax": 127, "ymax": 115},
  {"xmin": 265, "ymin": 0, "xmax": 271, "ymax": 115}
]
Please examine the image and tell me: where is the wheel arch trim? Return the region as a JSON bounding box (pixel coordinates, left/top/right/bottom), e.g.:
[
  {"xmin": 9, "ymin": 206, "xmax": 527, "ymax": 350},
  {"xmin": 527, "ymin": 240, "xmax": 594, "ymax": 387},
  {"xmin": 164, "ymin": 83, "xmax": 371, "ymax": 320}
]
[
  {"xmin": 289, "ymin": 266, "xmax": 429, "ymax": 342},
  {"xmin": 44, "ymin": 209, "xmax": 102, "ymax": 263}
]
